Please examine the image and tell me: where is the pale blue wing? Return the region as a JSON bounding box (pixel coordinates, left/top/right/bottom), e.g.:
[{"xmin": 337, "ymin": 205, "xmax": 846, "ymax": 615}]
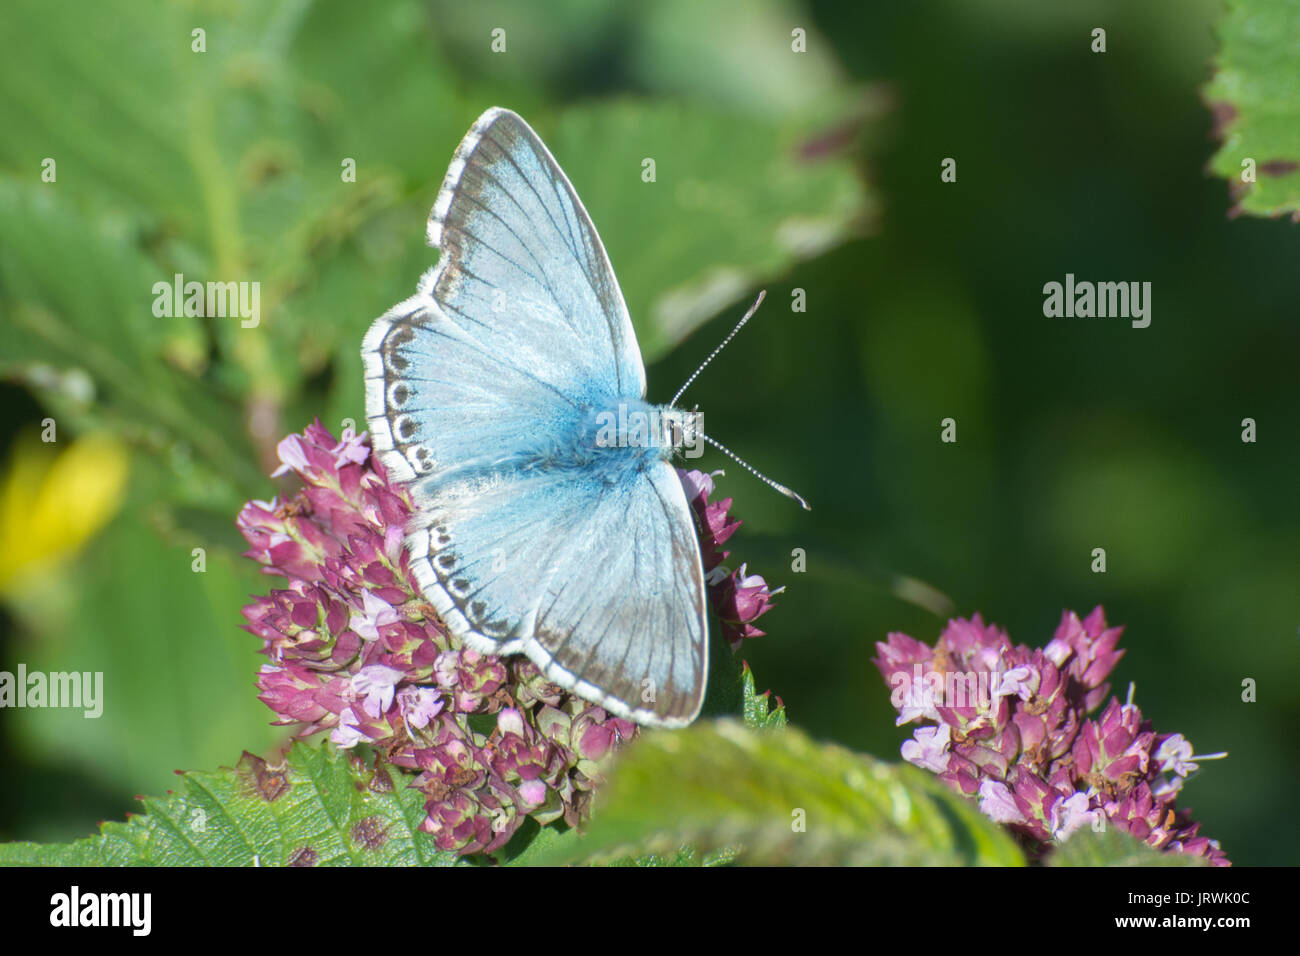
[
  {"xmin": 403, "ymin": 458, "xmax": 707, "ymax": 727},
  {"xmin": 526, "ymin": 461, "xmax": 707, "ymax": 726},
  {"xmin": 361, "ymin": 107, "xmax": 707, "ymax": 726},
  {"xmin": 424, "ymin": 108, "xmax": 644, "ymax": 401}
]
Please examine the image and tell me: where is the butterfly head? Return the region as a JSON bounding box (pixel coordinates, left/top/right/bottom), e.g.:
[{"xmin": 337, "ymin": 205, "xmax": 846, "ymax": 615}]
[{"xmin": 661, "ymin": 407, "xmax": 705, "ymax": 461}]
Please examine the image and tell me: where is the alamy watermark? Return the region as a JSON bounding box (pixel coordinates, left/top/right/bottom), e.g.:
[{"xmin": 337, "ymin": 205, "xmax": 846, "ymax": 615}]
[
  {"xmin": 152, "ymin": 273, "xmax": 260, "ymax": 328},
  {"xmin": 50, "ymin": 886, "xmax": 150, "ymax": 935},
  {"xmin": 593, "ymin": 403, "xmax": 704, "ymax": 459},
  {"xmin": 1042, "ymin": 273, "xmax": 1151, "ymax": 328},
  {"xmin": 0, "ymin": 665, "xmax": 103, "ymax": 718}
]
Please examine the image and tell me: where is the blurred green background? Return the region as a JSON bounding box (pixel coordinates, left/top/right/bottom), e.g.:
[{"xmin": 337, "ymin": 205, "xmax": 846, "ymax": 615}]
[{"xmin": 1, "ymin": 0, "xmax": 1296, "ymax": 866}]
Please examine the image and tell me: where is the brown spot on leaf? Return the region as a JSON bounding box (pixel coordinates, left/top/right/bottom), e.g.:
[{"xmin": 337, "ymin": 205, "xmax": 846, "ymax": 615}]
[
  {"xmin": 1259, "ymin": 159, "xmax": 1300, "ymax": 177},
  {"xmin": 236, "ymin": 752, "xmax": 291, "ymax": 802},
  {"xmin": 351, "ymin": 816, "xmax": 389, "ymax": 851},
  {"xmin": 261, "ymin": 772, "xmax": 287, "ymax": 799},
  {"xmin": 287, "ymin": 846, "xmax": 319, "ymax": 867},
  {"xmin": 369, "ymin": 761, "xmax": 396, "ymax": 794}
]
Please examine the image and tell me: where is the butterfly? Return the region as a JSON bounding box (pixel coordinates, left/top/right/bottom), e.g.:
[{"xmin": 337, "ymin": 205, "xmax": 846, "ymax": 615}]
[{"xmin": 362, "ymin": 107, "xmax": 718, "ymax": 726}]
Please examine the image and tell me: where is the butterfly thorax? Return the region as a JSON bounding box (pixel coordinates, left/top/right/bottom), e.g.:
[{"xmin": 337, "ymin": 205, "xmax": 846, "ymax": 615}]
[{"xmin": 576, "ymin": 399, "xmax": 703, "ymax": 467}]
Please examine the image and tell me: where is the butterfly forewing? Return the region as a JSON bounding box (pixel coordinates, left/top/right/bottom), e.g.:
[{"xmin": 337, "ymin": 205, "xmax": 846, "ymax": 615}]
[
  {"xmin": 428, "ymin": 108, "xmax": 645, "ymax": 402},
  {"xmin": 524, "ymin": 461, "xmax": 707, "ymax": 726}
]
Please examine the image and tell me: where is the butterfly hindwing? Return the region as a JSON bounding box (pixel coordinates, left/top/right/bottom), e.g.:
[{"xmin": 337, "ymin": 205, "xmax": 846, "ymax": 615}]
[
  {"xmin": 362, "ymin": 108, "xmax": 708, "ymax": 726},
  {"xmin": 523, "ymin": 460, "xmax": 707, "ymax": 726},
  {"xmin": 400, "ymin": 456, "xmax": 707, "ymax": 726}
]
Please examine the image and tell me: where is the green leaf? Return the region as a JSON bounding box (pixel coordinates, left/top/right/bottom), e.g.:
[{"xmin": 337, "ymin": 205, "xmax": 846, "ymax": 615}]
[
  {"xmin": 525, "ymin": 719, "xmax": 1026, "ymax": 866},
  {"xmin": 740, "ymin": 661, "xmax": 787, "ymax": 729},
  {"xmin": 498, "ymin": 818, "xmax": 579, "ymax": 866},
  {"xmin": 0, "ymin": 743, "xmax": 466, "ymax": 866},
  {"xmin": 4, "ymin": 497, "xmax": 284, "ymax": 803},
  {"xmin": 615, "ymin": 845, "xmax": 740, "ymax": 867},
  {"xmin": 502, "ymin": 819, "xmax": 742, "ymax": 867},
  {"xmin": 1206, "ymin": 0, "xmax": 1300, "ymax": 219},
  {"xmin": 1048, "ymin": 827, "xmax": 1210, "ymax": 867}
]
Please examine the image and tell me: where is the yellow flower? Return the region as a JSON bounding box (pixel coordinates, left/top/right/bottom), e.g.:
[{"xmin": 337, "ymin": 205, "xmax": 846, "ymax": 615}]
[{"xmin": 0, "ymin": 430, "xmax": 129, "ymax": 596}]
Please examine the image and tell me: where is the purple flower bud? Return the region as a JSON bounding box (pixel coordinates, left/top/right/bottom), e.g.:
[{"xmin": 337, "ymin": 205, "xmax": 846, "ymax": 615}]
[
  {"xmin": 397, "ymin": 685, "xmax": 444, "ymax": 729},
  {"xmin": 348, "ymin": 589, "xmax": 399, "ymax": 642},
  {"xmin": 714, "ymin": 563, "xmax": 781, "ymax": 650},
  {"xmin": 978, "ymin": 780, "xmax": 1026, "ymax": 825},
  {"xmin": 330, "ymin": 707, "xmax": 368, "ymax": 748},
  {"xmin": 679, "ymin": 468, "xmax": 722, "ymax": 504},
  {"xmin": 331, "ymin": 426, "xmax": 370, "ymax": 468},
  {"xmin": 1049, "ymin": 791, "xmax": 1102, "ymax": 841},
  {"xmin": 420, "ymin": 791, "xmax": 504, "ymax": 854},
  {"xmin": 994, "ymin": 664, "xmax": 1039, "ymax": 702},
  {"xmin": 901, "ymin": 724, "xmax": 951, "ymax": 773},
  {"xmin": 1155, "ymin": 734, "xmax": 1196, "ymax": 776},
  {"xmin": 517, "ymin": 778, "xmax": 548, "ymax": 806},
  {"xmin": 257, "ymin": 663, "xmax": 331, "ymax": 724},
  {"xmin": 353, "ymin": 664, "xmax": 405, "ymax": 718}
]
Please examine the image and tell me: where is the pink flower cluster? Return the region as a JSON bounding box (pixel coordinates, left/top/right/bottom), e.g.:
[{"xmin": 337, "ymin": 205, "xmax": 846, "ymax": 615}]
[
  {"xmin": 238, "ymin": 422, "xmax": 779, "ymax": 855},
  {"xmin": 874, "ymin": 608, "xmax": 1228, "ymax": 865}
]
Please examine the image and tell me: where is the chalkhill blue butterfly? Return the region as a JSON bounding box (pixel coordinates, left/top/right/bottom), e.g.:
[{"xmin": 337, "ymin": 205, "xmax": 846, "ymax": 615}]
[{"xmin": 362, "ymin": 108, "xmax": 804, "ymax": 727}]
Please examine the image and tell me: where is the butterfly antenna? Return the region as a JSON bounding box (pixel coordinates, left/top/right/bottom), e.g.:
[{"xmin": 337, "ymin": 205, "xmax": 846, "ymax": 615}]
[
  {"xmin": 671, "ymin": 291, "xmax": 766, "ymax": 407},
  {"xmin": 702, "ymin": 434, "xmax": 811, "ymax": 510}
]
